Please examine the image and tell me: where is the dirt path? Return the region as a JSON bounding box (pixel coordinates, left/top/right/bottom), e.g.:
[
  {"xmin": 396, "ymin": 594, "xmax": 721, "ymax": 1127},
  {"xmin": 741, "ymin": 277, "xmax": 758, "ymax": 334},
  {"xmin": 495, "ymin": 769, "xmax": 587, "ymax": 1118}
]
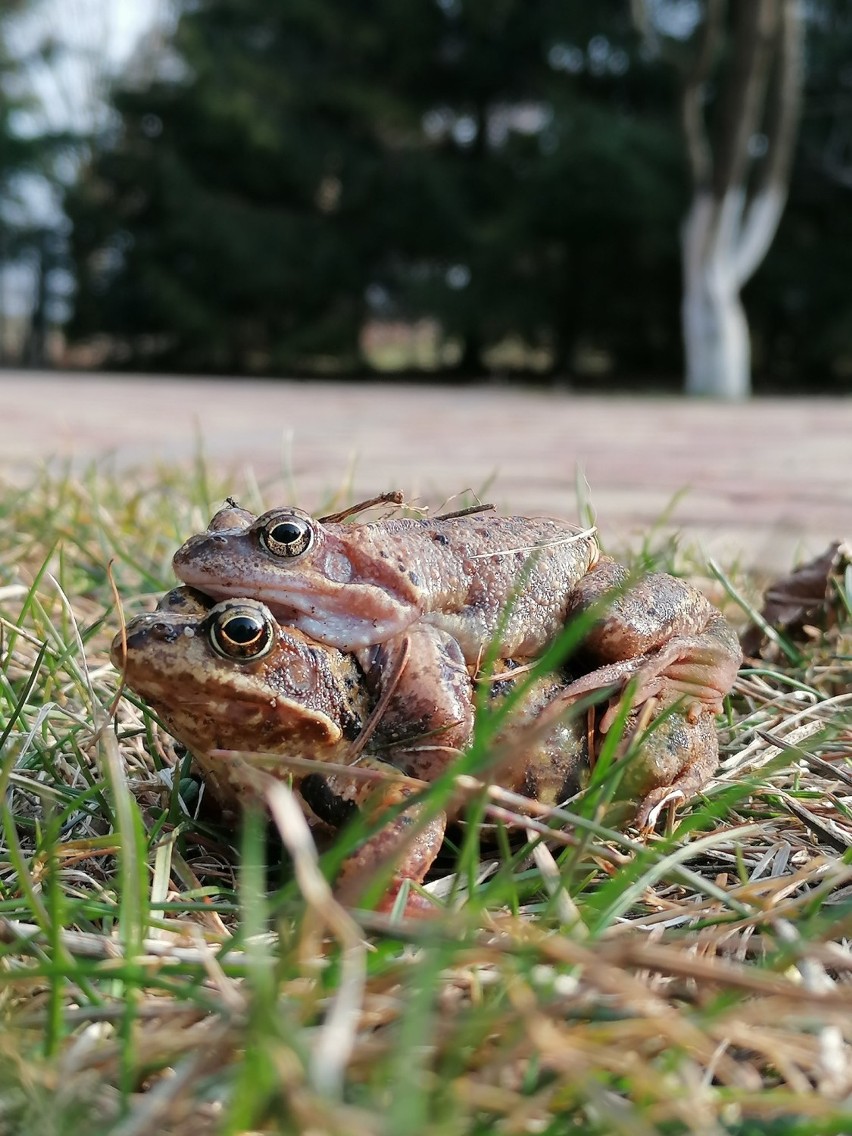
[{"xmin": 2, "ymin": 370, "xmax": 850, "ymax": 572}]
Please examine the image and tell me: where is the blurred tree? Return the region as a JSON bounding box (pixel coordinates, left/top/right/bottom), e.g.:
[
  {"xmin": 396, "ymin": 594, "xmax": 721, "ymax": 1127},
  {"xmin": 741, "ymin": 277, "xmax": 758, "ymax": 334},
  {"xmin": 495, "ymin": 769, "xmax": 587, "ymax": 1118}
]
[
  {"xmin": 64, "ymin": 0, "xmax": 852, "ymax": 389},
  {"xmin": 634, "ymin": 0, "xmax": 804, "ymax": 399},
  {"xmin": 68, "ymin": 0, "xmax": 401, "ymax": 373},
  {"xmin": 366, "ymin": 0, "xmax": 684, "ymax": 376},
  {"xmin": 1, "ymin": 0, "xmax": 95, "ymax": 367},
  {"xmin": 66, "ymin": 0, "xmax": 687, "ymax": 377},
  {"xmin": 0, "ymin": 0, "xmax": 46, "ymax": 363}
]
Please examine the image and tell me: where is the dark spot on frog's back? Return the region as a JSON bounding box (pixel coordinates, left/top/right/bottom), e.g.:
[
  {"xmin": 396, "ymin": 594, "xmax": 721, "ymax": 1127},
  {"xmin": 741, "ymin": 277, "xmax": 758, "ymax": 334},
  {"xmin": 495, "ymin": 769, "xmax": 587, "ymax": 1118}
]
[
  {"xmin": 432, "ymin": 532, "xmax": 449, "ymax": 546},
  {"xmin": 409, "ymin": 570, "xmax": 420, "ymax": 586}
]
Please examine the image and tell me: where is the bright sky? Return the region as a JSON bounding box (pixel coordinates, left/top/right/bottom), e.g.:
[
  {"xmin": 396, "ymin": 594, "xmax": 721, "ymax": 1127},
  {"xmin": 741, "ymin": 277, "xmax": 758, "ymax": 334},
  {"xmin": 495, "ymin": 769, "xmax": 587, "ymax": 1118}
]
[
  {"xmin": 1, "ymin": 0, "xmax": 165, "ymax": 315},
  {"xmin": 5, "ymin": 0, "xmax": 166, "ymax": 134}
]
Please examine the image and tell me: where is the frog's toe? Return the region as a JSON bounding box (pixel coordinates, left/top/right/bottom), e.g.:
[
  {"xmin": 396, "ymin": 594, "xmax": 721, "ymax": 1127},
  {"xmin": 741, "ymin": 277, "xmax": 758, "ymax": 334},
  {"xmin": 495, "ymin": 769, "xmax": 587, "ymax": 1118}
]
[
  {"xmin": 634, "ymin": 784, "xmax": 687, "ymax": 830},
  {"xmin": 633, "ymin": 754, "xmax": 714, "ymax": 829},
  {"xmin": 603, "ymin": 633, "xmax": 738, "ymax": 730},
  {"xmin": 374, "ymin": 884, "xmax": 442, "ymax": 919}
]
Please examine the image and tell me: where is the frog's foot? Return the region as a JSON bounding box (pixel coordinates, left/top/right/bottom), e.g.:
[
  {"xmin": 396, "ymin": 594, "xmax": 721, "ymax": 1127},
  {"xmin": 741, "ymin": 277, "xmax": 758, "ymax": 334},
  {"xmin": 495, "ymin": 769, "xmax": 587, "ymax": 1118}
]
[
  {"xmin": 624, "ymin": 696, "xmax": 720, "ymax": 829},
  {"xmin": 568, "ymin": 562, "xmax": 742, "ymax": 727},
  {"xmin": 554, "ymin": 617, "xmax": 741, "ymax": 733},
  {"xmin": 608, "ymin": 615, "xmax": 741, "ymax": 728},
  {"xmin": 302, "ymin": 759, "xmax": 447, "ymax": 916},
  {"xmin": 634, "ymin": 782, "xmax": 687, "ymax": 830},
  {"xmin": 633, "ymin": 760, "xmax": 711, "ymax": 830},
  {"xmin": 333, "ymin": 802, "xmax": 447, "ymax": 915}
]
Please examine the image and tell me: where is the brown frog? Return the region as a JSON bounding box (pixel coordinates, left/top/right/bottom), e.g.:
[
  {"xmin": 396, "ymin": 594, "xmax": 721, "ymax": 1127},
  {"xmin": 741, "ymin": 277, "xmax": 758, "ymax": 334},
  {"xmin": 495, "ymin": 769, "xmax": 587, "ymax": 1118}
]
[
  {"xmin": 112, "ymin": 587, "xmax": 718, "ymax": 914},
  {"xmin": 172, "ymin": 502, "xmax": 742, "ymax": 731}
]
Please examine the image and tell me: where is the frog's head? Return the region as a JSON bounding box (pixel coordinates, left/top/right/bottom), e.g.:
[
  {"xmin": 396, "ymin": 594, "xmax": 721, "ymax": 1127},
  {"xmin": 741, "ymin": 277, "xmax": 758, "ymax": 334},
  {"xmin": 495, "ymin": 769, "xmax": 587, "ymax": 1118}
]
[
  {"xmin": 173, "ymin": 506, "xmax": 334, "ymax": 610},
  {"xmin": 111, "ymin": 590, "xmax": 366, "ymax": 757},
  {"xmin": 172, "ymin": 505, "xmax": 419, "ymax": 648}
]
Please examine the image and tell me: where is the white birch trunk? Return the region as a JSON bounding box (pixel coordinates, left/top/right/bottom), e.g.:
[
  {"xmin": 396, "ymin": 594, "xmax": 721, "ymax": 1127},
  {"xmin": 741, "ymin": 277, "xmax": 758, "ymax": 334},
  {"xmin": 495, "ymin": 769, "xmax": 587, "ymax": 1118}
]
[
  {"xmin": 649, "ymin": 0, "xmax": 804, "ymax": 399},
  {"xmin": 681, "ymin": 182, "xmax": 791, "ymax": 399},
  {"xmin": 681, "ymin": 192, "xmax": 750, "ymax": 400},
  {"xmin": 682, "ymin": 271, "xmax": 750, "ymax": 399}
]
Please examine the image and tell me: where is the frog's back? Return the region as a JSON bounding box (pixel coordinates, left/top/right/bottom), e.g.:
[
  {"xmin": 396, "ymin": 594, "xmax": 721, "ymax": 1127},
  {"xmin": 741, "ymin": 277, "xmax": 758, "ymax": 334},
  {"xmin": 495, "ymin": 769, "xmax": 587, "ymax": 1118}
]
[{"xmin": 347, "ymin": 513, "xmax": 599, "ymax": 657}]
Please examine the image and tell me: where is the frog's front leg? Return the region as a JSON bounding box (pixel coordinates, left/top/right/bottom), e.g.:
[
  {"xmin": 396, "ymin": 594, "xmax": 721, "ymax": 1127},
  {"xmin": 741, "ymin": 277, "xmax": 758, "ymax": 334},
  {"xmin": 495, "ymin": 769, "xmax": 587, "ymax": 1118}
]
[
  {"xmin": 356, "ymin": 623, "xmax": 475, "ymax": 781},
  {"xmin": 563, "ymin": 559, "xmax": 742, "ymax": 727},
  {"xmin": 301, "ymin": 758, "xmax": 445, "ymax": 916}
]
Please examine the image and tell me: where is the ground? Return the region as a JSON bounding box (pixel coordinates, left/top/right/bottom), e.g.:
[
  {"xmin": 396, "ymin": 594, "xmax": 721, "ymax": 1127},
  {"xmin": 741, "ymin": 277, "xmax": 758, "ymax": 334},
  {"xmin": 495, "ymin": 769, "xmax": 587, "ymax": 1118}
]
[
  {"xmin": 1, "ymin": 369, "xmax": 849, "ymax": 572},
  {"xmin": 1, "ymin": 378, "xmax": 852, "ymax": 1133}
]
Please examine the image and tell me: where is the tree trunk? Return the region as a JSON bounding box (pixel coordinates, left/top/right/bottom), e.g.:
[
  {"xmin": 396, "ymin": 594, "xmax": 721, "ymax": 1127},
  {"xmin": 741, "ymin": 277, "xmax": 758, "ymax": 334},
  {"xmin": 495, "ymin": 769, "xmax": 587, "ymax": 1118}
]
[
  {"xmin": 684, "ymin": 2, "xmax": 803, "ymax": 398},
  {"xmin": 637, "ymin": 0, "xmax": 804, "ymax": 398},
  {"xmin": 24, "ymin": 241, "xmax": 49, "ymax": 369},
  {"xmin": 681, "ymin": 193, "xmax": 750, "ymax": 399}
]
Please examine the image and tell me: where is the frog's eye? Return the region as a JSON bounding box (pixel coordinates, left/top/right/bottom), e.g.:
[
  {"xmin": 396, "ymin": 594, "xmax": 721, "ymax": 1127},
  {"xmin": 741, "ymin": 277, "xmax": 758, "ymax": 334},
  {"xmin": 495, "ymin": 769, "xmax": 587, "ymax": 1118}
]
[
  {"xmin": 209, "ymin": 606, "xmax": 275, "ymax": 661},
  {"xmin": 260, "ymin": 514, "xmax": 314, "ymax": 558}
]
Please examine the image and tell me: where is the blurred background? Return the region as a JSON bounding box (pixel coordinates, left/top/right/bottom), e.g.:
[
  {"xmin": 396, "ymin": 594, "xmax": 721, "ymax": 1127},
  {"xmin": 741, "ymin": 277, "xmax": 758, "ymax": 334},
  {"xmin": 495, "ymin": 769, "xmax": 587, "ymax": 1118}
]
[{"xmin": 1, "ymin": 0, "xmax": 851, "ymax": 400}]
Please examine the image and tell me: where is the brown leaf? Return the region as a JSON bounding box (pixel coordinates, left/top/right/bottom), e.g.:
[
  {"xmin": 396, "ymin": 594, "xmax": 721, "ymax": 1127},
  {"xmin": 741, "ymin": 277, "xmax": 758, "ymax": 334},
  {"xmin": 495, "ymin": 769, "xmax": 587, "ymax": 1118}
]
[{"xmin": 741, "ymin": 541, "xmax": 851, "ymax": 658}]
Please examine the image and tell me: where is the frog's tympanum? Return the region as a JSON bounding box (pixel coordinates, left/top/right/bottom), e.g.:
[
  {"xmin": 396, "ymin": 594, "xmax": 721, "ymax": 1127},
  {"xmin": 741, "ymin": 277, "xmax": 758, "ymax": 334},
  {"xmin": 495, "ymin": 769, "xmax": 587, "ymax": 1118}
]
[
  {"xmin": 112, "ymin": 587, "xmax": 719, "ymax": 914},
  {"xmin": 173, "ymin": 503, "xmax": 742, "ymax": 735}
]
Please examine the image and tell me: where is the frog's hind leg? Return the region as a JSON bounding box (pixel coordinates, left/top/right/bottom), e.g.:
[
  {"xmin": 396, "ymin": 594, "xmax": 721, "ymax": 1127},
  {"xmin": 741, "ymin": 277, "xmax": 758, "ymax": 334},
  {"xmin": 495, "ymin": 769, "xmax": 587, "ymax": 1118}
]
[
  {"xmin": 566, "ymin": 559, "xmax": 742, "ymax": 724},
  {"xmin": 558, "ymin": 693, "xmax": 721, "ymax": 829},
  {"xmin": 627, "ymin": 701, "xmax": 720, "ymax": 829}
]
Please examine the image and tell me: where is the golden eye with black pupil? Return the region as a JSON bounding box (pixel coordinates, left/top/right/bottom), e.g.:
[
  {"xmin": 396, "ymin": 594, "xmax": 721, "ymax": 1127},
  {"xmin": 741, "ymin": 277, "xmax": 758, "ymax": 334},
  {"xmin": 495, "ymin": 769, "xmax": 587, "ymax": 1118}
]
[
  {"xmin": 260, "ymin": 514, "xmax": 314, "ymax": 557},
  {"xmin": 209, "ymin": 607, "xmax": 274, "ymax": 660}
]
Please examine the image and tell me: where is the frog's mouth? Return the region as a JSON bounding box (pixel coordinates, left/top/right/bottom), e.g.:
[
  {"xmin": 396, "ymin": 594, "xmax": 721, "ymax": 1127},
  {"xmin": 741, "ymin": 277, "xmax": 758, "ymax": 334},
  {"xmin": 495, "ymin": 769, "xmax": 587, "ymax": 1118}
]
[
  {"xmin": 177, "ymin": 571, "xmax": 417, "ymax": 650},
  {"xmin": 284, "ymin": 584, "xmax": 414, "ymax": 649}
]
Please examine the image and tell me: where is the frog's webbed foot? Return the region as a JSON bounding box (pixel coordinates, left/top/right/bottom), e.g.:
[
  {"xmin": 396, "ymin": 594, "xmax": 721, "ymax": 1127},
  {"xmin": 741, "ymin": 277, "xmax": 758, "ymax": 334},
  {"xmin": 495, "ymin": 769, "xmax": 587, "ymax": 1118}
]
[
  {"xmin": 302, "ymin": 757, "xmax": 446, "ymax": 917},
  {"xmin": 633, "ymin": 755, "xmax": 714, "ymax": 830},
  {"xmin": 633, "ymin": 782, "xmax": 688, "ymax": 830},
  {"xmin": 622, "ymin": 696, "xmax": 720, "ymax": 829},
  {"xmin": 551, "ymin": 631, "xmax": 736, "ymax": 734},
  {"xmin": 568, "ymin": 561, "xmax": 742, "ymax": 728},
  {"xmin": 607, "ymin": 613, "xmax": 740, "ymax": 729}
]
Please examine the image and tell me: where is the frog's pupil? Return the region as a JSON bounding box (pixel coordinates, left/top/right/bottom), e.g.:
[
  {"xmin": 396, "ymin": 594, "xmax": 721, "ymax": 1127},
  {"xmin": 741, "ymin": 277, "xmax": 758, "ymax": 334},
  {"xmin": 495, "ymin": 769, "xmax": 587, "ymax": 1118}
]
[
  {"xmin": 271, "ymin": 521, "xmax": 304, "ymax": 545},
  {"xmin": 225, "ymin": 616, "xmax": 262, "ymax": 645}
]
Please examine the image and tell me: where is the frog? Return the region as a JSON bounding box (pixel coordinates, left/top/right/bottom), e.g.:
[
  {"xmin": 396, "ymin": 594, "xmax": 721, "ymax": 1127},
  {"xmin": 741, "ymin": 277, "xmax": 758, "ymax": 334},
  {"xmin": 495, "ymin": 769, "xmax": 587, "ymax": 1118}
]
[
  {"xmin": 172, "ymin": 500, "xmax": 742, "ymax": 731},
  {"xmin": 112, "ymin": 587, "xmax": 719, "ymax": 914}
]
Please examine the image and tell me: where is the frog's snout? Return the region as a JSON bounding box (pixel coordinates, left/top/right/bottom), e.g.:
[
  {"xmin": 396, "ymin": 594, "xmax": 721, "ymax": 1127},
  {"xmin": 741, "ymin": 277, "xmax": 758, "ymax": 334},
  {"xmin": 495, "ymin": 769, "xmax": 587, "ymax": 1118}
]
[
  {"xmin": 110, "ymin": 614, "xmax": 187, "ymax": 670},
  {"xmin": 172, "ymin": 533, "xmax": 233, "ymax": 583},
  {"xmin": 109, "ymin": 630, "xmax": 123, "ymax": 669}
]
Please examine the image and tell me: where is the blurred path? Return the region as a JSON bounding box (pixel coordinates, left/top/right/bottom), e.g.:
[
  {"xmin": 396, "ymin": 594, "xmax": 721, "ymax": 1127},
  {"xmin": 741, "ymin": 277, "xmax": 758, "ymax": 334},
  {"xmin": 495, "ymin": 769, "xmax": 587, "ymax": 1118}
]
[{"xmin": 2, "ymin": 370, "xmax": 850, "ymax": 572}]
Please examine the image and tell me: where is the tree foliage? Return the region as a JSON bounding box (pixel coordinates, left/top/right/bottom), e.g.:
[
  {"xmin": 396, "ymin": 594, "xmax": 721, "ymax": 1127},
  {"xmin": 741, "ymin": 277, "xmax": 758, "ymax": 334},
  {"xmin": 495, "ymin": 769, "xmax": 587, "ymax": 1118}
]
[
  {"xmin": 1, "ymin": 1, "xmax": 48, "ymax": 359},
  {"xmin": 66, "ymin": 0, "xmax": 686, "ymax": 377},
  {"xmin": 1, "ymin": 1, "xmax": 82, "ymax": 365},
  {"xmin": 63, "ymin": 0, "xmax": 852, "ymax": 388}
]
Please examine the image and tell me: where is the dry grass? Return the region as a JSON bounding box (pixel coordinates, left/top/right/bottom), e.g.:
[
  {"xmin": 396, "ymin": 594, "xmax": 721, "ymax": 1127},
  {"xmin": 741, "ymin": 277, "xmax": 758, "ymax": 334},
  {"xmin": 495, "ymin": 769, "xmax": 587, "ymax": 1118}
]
[{"xmin": 0, "ymin": 459, "xmax": 850, "ymax": 1135}]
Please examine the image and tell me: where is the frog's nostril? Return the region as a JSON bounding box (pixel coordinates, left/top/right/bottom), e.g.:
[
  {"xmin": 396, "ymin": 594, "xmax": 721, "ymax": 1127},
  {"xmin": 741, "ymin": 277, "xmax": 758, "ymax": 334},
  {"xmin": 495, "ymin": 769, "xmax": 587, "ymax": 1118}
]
[{"xmin": 211, "ymin": 535, "xmax": 228, "ymax": 545}]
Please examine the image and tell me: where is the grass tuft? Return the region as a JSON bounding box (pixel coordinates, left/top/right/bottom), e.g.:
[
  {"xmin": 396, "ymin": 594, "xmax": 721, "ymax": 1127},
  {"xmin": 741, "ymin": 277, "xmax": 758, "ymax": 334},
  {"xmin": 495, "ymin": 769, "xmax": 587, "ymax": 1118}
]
[{"xmin": 0, "ymin": 462, "xmax": 850, "ymax": 1134}]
